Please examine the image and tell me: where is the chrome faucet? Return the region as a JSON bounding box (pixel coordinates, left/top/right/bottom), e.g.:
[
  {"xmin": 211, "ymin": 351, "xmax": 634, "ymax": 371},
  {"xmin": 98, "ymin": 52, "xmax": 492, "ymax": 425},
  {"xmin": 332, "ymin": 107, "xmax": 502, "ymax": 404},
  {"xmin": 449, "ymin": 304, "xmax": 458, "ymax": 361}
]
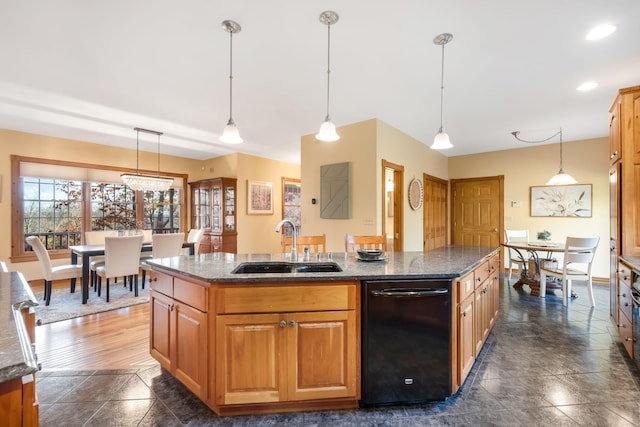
[{"xmin": 275, "ymin": 219, "xmax": 297, "ymax": 261}]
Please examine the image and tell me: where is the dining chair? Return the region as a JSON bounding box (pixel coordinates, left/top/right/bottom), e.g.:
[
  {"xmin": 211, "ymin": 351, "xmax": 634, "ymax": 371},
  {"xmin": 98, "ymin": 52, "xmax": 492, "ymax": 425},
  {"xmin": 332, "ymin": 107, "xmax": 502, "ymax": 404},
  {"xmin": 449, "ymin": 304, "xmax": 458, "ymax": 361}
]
[
  {"xmin": 282, "ymin": 234, "xmax": 326, "ymax": 255},
  {"xmin": 187, "ymin": 228, "xmax": 205, "ymax": 254},
  {"xmin": 0, "ymin": 260, "xmax": 8, "ymax": 272},
  {"xmin": 26, "ymin": 236, "xmax": 83, "ymax": 306},
  {"xmin": 345, "ymin": 234, "xmax": 387, "ymax": 252},
  {"xmin": 504, "ymin": 229, "xmax": 530, "ymax": 281},
  {"xmin": 85, "ymin": 230, "xmax": 118, "ymax": 290},
  {"xmin": 539, "ymin": 236, "xmax": 600, "ymax": 306},
  {"xmin": 95, "ymin": 235, "xmax": 144, "ymax": 302},
  {"xmin": 141, "ymin": 232, "xmax": 185, "ymax": 286}
]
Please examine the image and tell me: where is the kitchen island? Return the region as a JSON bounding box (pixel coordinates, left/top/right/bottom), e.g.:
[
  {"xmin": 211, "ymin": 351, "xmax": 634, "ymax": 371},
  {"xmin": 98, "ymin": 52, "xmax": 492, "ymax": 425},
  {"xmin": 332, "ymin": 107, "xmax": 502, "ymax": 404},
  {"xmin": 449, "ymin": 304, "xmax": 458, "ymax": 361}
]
[
  {"xmin": 0, "ymin": 272, "xmax": 39, "ymax": 426},
  {"xmin": 146, "ymin": 245, "xmax": 499, "ymax": 416}
]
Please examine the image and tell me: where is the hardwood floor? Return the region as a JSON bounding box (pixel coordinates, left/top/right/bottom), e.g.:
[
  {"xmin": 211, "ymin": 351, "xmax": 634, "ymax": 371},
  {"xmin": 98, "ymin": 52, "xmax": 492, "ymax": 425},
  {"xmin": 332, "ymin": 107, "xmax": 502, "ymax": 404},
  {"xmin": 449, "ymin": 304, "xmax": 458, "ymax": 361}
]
[{"xmin": 32, "ymin": 281, "xmax": 156, "ymax": 370}]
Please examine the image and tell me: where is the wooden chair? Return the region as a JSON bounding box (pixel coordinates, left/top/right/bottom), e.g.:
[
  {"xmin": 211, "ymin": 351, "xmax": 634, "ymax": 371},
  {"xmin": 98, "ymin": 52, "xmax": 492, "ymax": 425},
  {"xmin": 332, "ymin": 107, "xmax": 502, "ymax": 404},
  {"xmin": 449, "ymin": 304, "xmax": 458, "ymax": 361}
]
[
  {"xmin": 26, "ymin": 236, "xmax": 83, "ymax": 306},
  {"xmin": 282, "ymin": 234, "xmax": 326, "ymax": 254},
  {"xmin": 95, "ymin": 235, "xmax": 144, "ymax": 302},
  {"xmin": 539, "ymin": 236, "xmax": 600, "ymax": 307},
  {"xmin": 344, "ymin": 234, "xmax": 387, "ymax": 252},
  {"xmin": 504, "ymin": 229, "xmax": 530, "ymax": 281},
  {"xmin": 141, "ymin": 232, "xmax": 185, "ymax": 286}
]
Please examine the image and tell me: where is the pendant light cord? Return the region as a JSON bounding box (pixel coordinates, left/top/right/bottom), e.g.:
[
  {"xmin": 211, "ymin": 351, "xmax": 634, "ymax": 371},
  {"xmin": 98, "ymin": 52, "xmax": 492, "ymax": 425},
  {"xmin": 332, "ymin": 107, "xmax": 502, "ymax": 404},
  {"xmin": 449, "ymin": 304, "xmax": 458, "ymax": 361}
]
[
  {"xmin": 324, "ymin": 23, "xmax": 332, "ymax": 121},
  {"xmin": 439, "ymin": 43, "xmax": 445, "ymax": 131},
  {"xmin": 228, "ymin": 30, "xmax": 234, "ymax": 122},
  {"xmin": 511, "ymin": 128, "xmax": 565, "ymax": 170}
]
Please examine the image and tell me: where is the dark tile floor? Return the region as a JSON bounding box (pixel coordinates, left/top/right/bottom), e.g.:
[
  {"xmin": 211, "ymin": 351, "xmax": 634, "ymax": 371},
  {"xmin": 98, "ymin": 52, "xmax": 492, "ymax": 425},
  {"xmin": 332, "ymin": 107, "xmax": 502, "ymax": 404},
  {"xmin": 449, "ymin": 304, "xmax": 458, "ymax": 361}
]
[{"xmin": 37, "ymin": 275, "xmax": 640, "ymax": 426}]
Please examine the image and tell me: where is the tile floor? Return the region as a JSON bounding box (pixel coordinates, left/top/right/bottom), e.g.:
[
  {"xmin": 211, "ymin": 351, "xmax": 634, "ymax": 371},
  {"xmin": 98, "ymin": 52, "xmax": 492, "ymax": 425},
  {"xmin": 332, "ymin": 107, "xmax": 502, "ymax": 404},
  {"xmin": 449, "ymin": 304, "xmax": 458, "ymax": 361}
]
[{"xmin": 37, "ymin": 275, "xmax": 640, "ymax": 426}]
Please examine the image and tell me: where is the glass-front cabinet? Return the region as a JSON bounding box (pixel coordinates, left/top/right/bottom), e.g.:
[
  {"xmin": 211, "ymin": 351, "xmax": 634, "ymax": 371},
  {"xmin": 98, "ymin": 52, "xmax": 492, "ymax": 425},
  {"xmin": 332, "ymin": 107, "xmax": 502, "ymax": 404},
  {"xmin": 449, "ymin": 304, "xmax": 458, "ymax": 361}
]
[{"xmin": 190, "ymin": 177, "xmax": 237, "ymax": 253}]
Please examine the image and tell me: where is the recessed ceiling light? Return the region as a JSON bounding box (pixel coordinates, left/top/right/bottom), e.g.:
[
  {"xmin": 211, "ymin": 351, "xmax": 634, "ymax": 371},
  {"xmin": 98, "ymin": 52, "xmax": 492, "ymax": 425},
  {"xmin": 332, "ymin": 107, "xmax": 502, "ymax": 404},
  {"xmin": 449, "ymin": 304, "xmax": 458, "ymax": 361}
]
[
  {"xmin": 577, "ymin": 81, "xmax": 598, "ymax": 91},
  {"xmin": 586, "ymin": 24, "xmax": 616, "ymax": 40}
]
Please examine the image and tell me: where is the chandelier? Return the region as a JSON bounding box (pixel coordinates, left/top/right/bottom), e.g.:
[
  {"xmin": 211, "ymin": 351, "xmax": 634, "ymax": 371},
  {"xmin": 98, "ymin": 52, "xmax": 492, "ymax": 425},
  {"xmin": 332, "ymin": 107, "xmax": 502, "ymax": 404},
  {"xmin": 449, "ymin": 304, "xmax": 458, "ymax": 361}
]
[{"xmin": 121, "ymin": 127, "xmax": 174, "ymax": 192}]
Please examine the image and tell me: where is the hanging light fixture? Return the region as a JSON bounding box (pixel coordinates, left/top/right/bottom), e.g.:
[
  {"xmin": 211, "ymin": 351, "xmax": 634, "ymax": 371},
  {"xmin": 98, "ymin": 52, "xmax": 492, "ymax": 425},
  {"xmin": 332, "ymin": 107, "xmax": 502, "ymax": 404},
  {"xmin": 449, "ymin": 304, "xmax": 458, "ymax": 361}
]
[
  {"xmin": 316, "ymin": 10, "xmax": 340, "ymax": 142},
  {"xmin": 511, "ymin": 127, "xmax": 578, "ymax": 185},
  {"xmin": 121, "ymin": 128, "xmax": 174, "ymax": 192},
  {"xmin": 220, "ymin": 19, "xmax": 243, "ymax": 144},
  {"xmin": 431, "ymin": 33, "xmax": 454, "ymax": 150}
]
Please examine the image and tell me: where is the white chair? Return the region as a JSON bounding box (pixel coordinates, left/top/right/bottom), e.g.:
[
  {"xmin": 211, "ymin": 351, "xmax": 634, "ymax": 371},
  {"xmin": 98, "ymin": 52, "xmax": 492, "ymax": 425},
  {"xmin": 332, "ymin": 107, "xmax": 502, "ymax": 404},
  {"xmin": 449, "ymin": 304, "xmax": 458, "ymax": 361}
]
[
  {"xmin": 187, "ymin": 229, "xmax": 205, "ymax": 254},
  {"xmin": 141, "ymin": 229, "xmax": 153, "ymax": 244},
  {"xmin": 0, "ymin": 260, "xmax": 8, "ymax": 272},
  {"xmin": 85, "ymin": 230, "xmax": 117, "ymax": 289},
  {"xmin": 95, "ymin": 235, "xmax": 144, "ymax": 302},
  {"xmin": 141, "ymin": 232, "xmax": 185, "ymax": 286},
  {"xmin": 505, "ymin": 229, "xmax": 530, "ymax": 281},
  {"xmin": 26, "ymin": 236, "xmax": 83, "ymax": 306},
  {"xmin": 539, "ymin": 236, "xmax": 600, "ymax": 307}
]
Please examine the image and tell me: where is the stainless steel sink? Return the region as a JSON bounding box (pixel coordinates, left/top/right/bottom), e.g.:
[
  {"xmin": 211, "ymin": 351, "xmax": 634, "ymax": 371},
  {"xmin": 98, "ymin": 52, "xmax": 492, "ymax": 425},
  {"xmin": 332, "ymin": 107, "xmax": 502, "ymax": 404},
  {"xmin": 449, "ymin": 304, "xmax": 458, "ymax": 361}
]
[{"xmin": 231, "ymin": 261, "xmax": 342, "ymax": 274}]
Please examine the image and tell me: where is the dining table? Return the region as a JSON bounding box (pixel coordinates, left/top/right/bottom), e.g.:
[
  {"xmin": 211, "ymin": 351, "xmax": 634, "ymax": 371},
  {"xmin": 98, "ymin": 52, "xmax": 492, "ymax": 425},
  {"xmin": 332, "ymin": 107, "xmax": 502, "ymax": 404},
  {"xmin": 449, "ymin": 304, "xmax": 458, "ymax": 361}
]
[
  {"xmin": 501, "ymin": 241, "xmax": 570, "ymax": 297},
  {"xmin": 69, "ymin": 241, "xmax": 196, "ymax": 304}
]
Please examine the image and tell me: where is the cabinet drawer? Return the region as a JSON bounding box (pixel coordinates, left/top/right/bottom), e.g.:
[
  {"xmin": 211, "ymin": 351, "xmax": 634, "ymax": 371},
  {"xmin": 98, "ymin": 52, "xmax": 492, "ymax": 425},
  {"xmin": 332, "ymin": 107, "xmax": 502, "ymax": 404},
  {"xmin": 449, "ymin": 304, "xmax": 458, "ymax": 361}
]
[
  {"xmin": 619, "ymin": 281, "xmax": 634, "ymax": 322},
  {"xmin": 150, "ymin": 271, "xmax": 173, "ymax": 297},
  {"xmin": 474, "ymin": 261, "xmax": 490, "ymax": 288},
  {"xmin": 217, "ymin": 282, "xmax": 357, "ymax": 314},
  {"xmin": 619, "ymin": 261, "xmax": 632, "ymax": 287},
  {"xmin": 174, "ymin": 278, "xmax": 208, "ymax": 312},
  {"xmin": 457, "ymin": 271, "xmax": 475, "ymax": 302},
  {"xmin": 618, "ymin": 310, "xmax": 634, "ymax": 358},
  {"xmin": 488, "ymin": 255, "xmax": 499, "ymax": 277}
]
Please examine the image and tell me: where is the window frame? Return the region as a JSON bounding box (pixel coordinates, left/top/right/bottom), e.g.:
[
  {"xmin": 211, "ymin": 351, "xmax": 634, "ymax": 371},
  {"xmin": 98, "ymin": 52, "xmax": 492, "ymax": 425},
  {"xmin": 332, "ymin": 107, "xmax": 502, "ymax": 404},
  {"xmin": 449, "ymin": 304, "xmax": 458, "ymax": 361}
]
[{"xmin": 11, "ymin": 155, "xmax": 188, "ymax": 262}]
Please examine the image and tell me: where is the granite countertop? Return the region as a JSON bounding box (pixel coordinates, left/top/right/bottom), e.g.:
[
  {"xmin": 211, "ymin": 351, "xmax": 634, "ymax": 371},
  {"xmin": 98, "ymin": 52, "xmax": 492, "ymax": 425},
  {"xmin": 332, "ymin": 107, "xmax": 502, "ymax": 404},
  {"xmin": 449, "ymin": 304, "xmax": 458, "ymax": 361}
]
[
  {"xmin": 620, "ymin": 255, "xmax": 640, "ymax": 272},
  {"xmin": 0, "ymin": 272, "xmax": 39, "ymax": 383},
  {"xmin": 147, "ymin": 245, "xmax": 499, "ymax": 284}
]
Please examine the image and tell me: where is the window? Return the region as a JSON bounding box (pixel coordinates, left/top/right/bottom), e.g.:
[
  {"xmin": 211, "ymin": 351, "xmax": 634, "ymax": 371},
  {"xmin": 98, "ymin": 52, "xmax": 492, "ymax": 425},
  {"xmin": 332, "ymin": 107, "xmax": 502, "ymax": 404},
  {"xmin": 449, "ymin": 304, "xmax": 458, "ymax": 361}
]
[
  {"xmin": 12, "ymin": 155, "xmax": 187, "ymax": 261},
  {"xmin": 281, "ymin": 177, "xmax": 301, "ymax": 236}
]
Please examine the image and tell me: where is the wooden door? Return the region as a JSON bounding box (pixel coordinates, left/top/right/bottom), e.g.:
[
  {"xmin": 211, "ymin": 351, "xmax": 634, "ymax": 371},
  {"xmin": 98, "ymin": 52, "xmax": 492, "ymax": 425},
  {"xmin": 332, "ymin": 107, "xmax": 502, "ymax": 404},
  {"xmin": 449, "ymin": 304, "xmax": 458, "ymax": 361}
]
[
  {"xmin": 382, "ymin": 160, "xmax": 404, "ymax": 252},
  {"xmin": 451, "ymin": 177, "xmax": 503, "ymax": 247},
  {"xmin": 173, "ymin": 302, "xmax": 208, "ymax": 399},
  {"xmin": 423, "ymin": 174, "xmax": 448, "ymax": 251},
  {"xmin": 215, "ymin": 313, "xmax": 286, "ymax": 405},
  {"xmin": 149, "ymin": 290, "xmax": 173, "ymax": 371},
  {"xmin": 287, "ymin": 310, "xmax": 358, "ymax": 401}
]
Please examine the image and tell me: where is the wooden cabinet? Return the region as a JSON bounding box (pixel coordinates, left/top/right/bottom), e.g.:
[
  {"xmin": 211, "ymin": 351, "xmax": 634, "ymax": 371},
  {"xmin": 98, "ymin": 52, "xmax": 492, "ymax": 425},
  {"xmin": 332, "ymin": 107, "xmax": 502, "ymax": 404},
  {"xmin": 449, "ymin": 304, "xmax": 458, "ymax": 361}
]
[
  {"xmin": 609, "ymin": 86, "xmax": 640, "ymax": 357},
  {"xmin": 453, "ymin": 252, "xmax": 499, "ymax": 391},
  {"xmin": 214, "ymin": 282, "xmax": 359, "ymax": 410},
  {"xmin": 617, "ymin": 260, "xmax": 634, "ymax": 358},
  {"xmin": 189, "ymin": 177, "xmax": 237, "ymax": 253},
  {"xmin": 150, "ymin": 272, "xmax": 208, "ymax": 399}
]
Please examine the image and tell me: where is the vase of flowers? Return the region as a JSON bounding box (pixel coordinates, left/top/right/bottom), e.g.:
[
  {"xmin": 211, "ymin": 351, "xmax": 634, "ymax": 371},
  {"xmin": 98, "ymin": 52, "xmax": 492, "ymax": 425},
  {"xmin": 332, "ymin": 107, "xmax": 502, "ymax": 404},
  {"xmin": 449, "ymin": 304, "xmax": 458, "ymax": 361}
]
[{"xmin": 536, "ymin": 230, "xmax": 551, "ymax": 241}]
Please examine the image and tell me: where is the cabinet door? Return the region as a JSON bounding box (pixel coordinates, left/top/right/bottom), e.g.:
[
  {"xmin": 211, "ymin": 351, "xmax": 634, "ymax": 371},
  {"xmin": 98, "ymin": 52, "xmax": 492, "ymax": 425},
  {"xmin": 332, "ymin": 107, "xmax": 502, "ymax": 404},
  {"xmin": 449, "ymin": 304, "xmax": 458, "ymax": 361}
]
[
  {"xmin": 474, "ymin": 286, "xmax": 488, "ymax": 355},
  {"xmin": 216, "ymin": 314, "xmax": 286, "ymax": 405},
  {"xmin": 457, "ymin": 294, "xmax": 475, "ymax": 386},
  {"xmin": 150, "ymin": 290, "xmax": 173, "ymax": 370},
  {"xmin": 287, "ymin": 310, "xmax": 358, "ymax": 401},
  {"xmin": 609, "ymin": 98, "xmax": 621, "ymax": 163},
  {"xmin": 173, "ymin": 302, "xmax": 208, "ymax": 399}
]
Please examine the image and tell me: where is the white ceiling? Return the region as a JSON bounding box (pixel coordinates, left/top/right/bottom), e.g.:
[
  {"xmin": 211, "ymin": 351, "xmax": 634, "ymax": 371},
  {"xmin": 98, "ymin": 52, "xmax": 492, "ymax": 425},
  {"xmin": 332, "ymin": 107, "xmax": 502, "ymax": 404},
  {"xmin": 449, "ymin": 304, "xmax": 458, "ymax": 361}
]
[{"xmin": 0, "ymin": 1, "xmax": 638, "ymax": 164}]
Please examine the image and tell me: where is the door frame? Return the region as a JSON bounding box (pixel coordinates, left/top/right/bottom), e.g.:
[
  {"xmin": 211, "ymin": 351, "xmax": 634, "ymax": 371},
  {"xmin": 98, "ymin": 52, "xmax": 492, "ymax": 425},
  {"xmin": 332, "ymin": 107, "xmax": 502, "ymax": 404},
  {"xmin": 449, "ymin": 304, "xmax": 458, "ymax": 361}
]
[{"xmin": 381, "ymin": 160, "xmax": 404, "ymax": 251}]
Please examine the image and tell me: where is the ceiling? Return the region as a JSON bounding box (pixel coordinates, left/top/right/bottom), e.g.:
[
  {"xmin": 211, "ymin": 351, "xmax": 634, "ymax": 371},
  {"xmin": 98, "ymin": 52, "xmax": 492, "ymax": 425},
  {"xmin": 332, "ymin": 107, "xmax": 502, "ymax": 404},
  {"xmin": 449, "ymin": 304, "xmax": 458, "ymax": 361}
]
[{"xmin": 1, "ymin": 1, "xmax": 639, "ymax": 164}]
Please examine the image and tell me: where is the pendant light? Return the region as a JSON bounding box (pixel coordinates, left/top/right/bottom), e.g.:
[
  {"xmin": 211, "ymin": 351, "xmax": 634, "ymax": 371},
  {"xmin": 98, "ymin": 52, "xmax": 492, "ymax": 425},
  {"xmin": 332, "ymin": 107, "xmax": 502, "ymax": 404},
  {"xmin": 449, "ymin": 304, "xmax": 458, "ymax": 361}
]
[
  {"xmin": 220, "ymin": 20, "xmax": 243, "ymax": 144},
  {"xmin": 316, "ymin": 10, "xmax": 340, "ymax": 142},
  {"xmin": 511, "ymin": 127, "xmax": 578, "ymax": 185},
  {"xmin": 431, "ymin": 33, "xmax": 454, "ymax": 150},
  {"xmin": 121, "ymin": 128, "xmax": 174, "ymax": 192}
]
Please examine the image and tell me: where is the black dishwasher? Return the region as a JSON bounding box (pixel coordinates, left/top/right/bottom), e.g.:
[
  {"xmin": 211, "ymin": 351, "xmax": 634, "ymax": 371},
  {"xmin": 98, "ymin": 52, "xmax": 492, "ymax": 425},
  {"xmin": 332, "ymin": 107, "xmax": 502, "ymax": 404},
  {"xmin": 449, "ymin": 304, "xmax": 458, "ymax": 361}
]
[{"xmin": 361, "ymin": 279, "xmax": 451, "ymax": 406}]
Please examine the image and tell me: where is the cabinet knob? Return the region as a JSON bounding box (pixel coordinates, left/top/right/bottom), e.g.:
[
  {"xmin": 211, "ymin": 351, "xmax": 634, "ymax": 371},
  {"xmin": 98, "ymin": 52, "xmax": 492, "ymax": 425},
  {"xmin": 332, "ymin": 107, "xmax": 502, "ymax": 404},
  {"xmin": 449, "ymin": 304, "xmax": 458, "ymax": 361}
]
[
  {"xmin": 152, "ymin": 277, "xmax": 158, "ymax": 282},
  {"xmin": 279, "ymin": 320, "xmax": 286, "ymax": 328},
  {"xmin": 289, "ymin": 320, "xmax": 296, "ymax": 327},
  {"xmin": 625, "ymin": 337, "xmax": 633, "ymax": 342}
]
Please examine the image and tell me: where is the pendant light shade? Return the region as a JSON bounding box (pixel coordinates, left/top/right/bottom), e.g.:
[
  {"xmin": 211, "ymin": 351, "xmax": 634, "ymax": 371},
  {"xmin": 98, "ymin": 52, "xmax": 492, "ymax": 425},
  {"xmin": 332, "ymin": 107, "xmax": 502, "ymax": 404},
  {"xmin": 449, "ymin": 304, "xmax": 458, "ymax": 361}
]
[
  {"xmin": 431, "ymin": 33, "xmax": 453, "ymax": 150},
  {"xmin": 316, "ymin": 10, "xmax": 340, "ymax": 142},
  {"xmin": 220, "ymin": 20, "xmax": 243, "ymax": 144},
  {"xmin": 121, "ymin": 128, "xmax": 174, "ymax": 192}
]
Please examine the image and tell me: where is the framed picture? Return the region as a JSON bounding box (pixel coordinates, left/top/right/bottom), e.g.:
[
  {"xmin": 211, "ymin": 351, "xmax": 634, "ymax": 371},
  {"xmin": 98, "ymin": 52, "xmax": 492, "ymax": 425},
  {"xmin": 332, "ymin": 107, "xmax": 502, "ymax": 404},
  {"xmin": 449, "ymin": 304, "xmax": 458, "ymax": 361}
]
[
  {"xmin": 530, "ymin": 184, "xmax": 592, "ymax": 217},
  {"xmin": 248, "ymin": 180, "xmax": 273, "ymax": 214}
]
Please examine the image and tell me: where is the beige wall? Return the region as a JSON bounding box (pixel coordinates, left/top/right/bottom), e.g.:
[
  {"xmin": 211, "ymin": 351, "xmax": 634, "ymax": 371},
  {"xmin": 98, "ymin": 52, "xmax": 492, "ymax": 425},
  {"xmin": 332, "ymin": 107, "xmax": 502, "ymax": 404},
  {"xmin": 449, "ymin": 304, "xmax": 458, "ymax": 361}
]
[
  {"xmin": 448, "ymin": 137, "xmax": 609, "ymax": 279},
  {"xmin": 0, "ymin": 129, "xmax": 300, "ymax": 279},
  {"xmin": 301, "ymin": 119, "xmax": 449, "ymax": 252}
]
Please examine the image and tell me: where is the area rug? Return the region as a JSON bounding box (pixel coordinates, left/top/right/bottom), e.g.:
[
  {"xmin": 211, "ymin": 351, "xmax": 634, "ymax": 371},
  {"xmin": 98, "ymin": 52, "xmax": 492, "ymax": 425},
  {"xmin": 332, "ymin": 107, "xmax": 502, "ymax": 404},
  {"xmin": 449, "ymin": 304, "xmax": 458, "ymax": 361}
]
[{"xmin": 33, "ymin": 283, "xmax": 150, "ymax": 325}]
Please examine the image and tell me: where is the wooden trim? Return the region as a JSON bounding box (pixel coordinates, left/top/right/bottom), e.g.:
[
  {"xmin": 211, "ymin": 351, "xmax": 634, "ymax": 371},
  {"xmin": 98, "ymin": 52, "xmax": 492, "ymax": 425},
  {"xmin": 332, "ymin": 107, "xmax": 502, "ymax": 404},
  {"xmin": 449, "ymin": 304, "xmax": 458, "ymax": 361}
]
[{"xmin": 381, "ymin": 160, "xmax": 404, "ymax": 251}]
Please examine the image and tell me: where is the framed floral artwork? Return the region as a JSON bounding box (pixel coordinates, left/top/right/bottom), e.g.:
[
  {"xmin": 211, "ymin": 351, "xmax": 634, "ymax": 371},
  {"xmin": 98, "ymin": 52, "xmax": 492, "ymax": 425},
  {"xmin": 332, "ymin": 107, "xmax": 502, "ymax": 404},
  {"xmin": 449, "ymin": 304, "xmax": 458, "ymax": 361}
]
[{"xmin": 530, "ymin": 184, "xmax": 592, "ymax": 217}]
